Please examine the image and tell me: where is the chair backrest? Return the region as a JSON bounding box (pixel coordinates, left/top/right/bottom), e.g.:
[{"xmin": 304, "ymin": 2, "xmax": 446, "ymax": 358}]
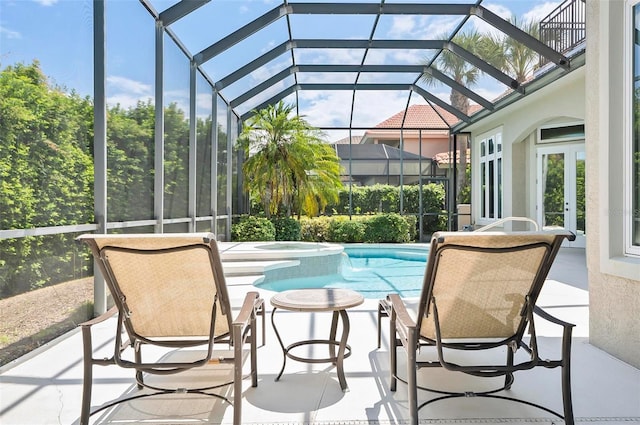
[
  {"xmin": 78, "ymin": 233, "xmax": 231, "ymax": 340},
  {"xmin": 416, "ymin": 230, "xmax": 574, "ymax": 341}
]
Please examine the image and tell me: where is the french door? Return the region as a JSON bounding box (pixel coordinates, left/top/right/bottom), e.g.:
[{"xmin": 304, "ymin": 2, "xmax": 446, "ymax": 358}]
[{"xmin": 536, "ymin": 144, "xmax": 586, "ymax": 248}]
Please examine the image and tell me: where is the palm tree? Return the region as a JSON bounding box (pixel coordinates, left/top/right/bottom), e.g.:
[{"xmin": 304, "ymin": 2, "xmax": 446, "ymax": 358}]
[
  {"xmin": 423, "ymin": 30, "xmax": 486, "ymax": 115},
  {"xmin": 421, "ymin": 31, "xmax": 486, "ymax": 204},
  {"xmin": 237, "ymin": 101, "xmax": 342, "ymax": 218},
  {"xmin": 421, "ymin": 21, "xmax": 540, "ymax": 205},
  {"xmin": 483, "ymin": 17, "xmax": 540, "ymax": 84}
]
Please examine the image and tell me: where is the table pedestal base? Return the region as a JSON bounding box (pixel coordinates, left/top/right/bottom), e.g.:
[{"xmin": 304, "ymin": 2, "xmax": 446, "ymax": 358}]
[{"xmin": 271, "ymin": 309, "xmax": 351, "ymax": 391}]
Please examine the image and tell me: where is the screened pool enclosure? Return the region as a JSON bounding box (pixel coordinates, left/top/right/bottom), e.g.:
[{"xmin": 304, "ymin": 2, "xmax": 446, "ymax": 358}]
[{"xmin": 1, "ymin": 0, "xmax": 579, "ymax": 316}]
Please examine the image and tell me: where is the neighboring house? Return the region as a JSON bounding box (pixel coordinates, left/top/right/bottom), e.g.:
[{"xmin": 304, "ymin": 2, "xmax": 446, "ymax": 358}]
[
  {"xmin": 359, "ymin": 104, "xmax": 458, "ymax": 159},
  {"xmin": 332, "ymin": 142, "xmax": 436, "ymax": 186},
  {"xmin": 332, "ymin": 104, "xmax": 474, "ymax": 186}
]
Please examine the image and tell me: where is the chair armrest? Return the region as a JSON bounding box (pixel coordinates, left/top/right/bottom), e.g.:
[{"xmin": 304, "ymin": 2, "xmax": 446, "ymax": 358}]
[
  {"xmin": 80, "ymin": 306, "xmax": 118, "ymax": 328},
  {"xmin": 533, "ymin": 305, "xmax": 575, "ymax": 329},
  {"xmin": 232, "ymin": 291, "xmax": 262, "ymax": 329},
  {"xmin": 387, "ymin": 294, "xmax": 416, "ymax": 343}
]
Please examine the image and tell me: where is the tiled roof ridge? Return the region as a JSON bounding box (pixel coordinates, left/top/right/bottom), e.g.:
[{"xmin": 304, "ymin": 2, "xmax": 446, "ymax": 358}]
[{"xmin": 373, "ymin": 104, "xmax": 466, "ymax": 129}]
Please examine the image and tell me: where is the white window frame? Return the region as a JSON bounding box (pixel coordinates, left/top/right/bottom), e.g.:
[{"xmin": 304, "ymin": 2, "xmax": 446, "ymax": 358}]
[
  {"xmin": 477, "ymin": 128, "xmax": 503, "ymax": 223},
  {"xmin": 537, "ymin": 121, "xmax": 585, "ymax": 144},
  {"xmin": 625, "ymin": 0, "xmax": 640, "ymax": 256}
]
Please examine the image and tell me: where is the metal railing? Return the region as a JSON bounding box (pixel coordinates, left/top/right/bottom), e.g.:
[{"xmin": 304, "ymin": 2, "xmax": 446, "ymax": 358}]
[{"xmin": 539, "ymin": 0, "xmax": 586, "ymax": 67}]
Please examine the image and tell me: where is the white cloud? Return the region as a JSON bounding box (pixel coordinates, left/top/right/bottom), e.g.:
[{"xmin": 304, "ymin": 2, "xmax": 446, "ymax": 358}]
[
  {"xmin": 106, "ymin": 93, "xmax": 154, "ymax": 110},
  {"xmin": 483, "ymin": 3, "xmax": 513, "ymax": 20},
  {"xmin": 33, "ymin": 0, "xmax": 58, "ymax": 6},
  {"xmin": 106, "ymin": 76, "xmax": 153, "ymax": 109},
  {"xmin": 421, "ymin": 16, "xmax": 462, "ymax": 38},
  {"xmin": 388, "ymin": 49, "xmax": 428, "ymax": 65},
  {"xmin": 471, "ymin": 86, "xmax": 505, "ymax": 103},
  {"xmin": 523, "ymin": 2, "xmax": 562, "ymax": 23},
  {"xmin": 107, "ymin": 76, "xmax": 152, "ymax": 96},
  {"xmin": 472, "ymin": 3, "xmax": 514, "ymax": 38},
  {"xmin": 0, "ymin": 25, "xmax": 21, "ymax": 39},
  {"xmin": 389, "ymin": 16, "xmax": 416, "ymax": 37},
  {"xmin": 389, "ymin": 15, "xmax": 460, "ymax": 40}
]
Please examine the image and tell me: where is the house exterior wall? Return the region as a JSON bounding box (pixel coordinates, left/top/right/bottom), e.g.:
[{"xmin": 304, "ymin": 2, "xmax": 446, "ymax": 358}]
[
  {"xmin": 466, "ymin": 68, "xmax": 585, "ymax": 227},
  {"xmin": 464, "ymin": 0, "xmax": 640, "ymax": 368},
  {"xmin": 364, "ymin": 131, "xmax": 450, "ymax": 159},
  {"xmin": 586, "ymin": 0, "xmax": 640, "ymax": 368}
]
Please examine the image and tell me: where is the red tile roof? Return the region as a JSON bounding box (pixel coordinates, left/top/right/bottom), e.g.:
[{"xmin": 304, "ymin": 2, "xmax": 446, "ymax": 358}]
[
  {"xmin": 332, "ymin": 135, "xmax": 363, "ymax": 145},
  {"xmin": 372, "ymin": 104, "xmax": 484, "ymax": 130},
  {"xmin": 373, "ymin": 104, "xmax": 453, "ymax": 129},
  {"xmin": 434, "ymin": 148, "xmax": 471, "ymax": 165}
]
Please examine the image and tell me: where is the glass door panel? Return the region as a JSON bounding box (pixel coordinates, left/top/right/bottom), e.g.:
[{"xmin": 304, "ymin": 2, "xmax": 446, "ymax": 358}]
[
  {"xmin": 541, "ymin": 153, "xmax": 566, "ymax": 228},
  {"xmin": 575, "ymin": 150, "xmax": 586, "ymax": 238},
  {"xmin": 537, "ymin": 144, "xmax": 586, "ymax": 248}
]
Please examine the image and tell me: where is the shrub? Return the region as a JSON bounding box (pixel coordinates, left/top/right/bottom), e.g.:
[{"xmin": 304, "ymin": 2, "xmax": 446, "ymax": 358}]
[
  {"xmin": 328, "ymin": 219, "xmax": 366, "ymax": 243},
  {"xmin": 231, "ymin": 215, "xmax": 275, "ymax": 241},
  {"xmin": 403, "ymin": 214, "xmax": 418, "ymax": 241},
  {"xmin": 271, "ymin": 216, "xmax": 301, "ymax": 241},
  {"xmin": 363, "ymin": 213, "xmax": 411, "ymax": 243},
  {"xmin": 300, "ymin": 216, "xmax": 332, "ymax": 242},
  {"xmin": 326, "ymin": 183, "xmax": 445, "ymax": 218}
]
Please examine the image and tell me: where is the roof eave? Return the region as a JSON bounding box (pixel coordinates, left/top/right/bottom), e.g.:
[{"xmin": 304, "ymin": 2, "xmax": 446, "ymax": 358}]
[{"xmin": 451, "ymin": 50, "xmax": 586, "ymax": 134}]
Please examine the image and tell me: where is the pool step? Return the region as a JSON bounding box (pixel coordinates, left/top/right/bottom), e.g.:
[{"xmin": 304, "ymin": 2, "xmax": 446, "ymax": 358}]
[{"xmin": 222, "ymin": 259, "xmax": 300, "ymax": 277}]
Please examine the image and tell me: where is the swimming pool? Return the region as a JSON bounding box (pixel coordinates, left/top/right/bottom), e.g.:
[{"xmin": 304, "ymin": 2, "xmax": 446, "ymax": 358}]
[{"xmin": 255, "ymin": 244, "xmax": 428, "ymax": 299}]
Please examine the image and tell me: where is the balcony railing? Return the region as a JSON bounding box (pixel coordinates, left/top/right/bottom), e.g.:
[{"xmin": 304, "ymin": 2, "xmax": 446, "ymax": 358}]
[{"xmin": 539, "ymin": 0, "xmax": 586, "ymax": 67}]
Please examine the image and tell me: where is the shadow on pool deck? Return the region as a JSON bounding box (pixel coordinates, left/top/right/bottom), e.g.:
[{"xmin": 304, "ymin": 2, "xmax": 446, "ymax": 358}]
[{"xmin": 1, "ymin": 247, "xmax": 639, "ymax": 424}]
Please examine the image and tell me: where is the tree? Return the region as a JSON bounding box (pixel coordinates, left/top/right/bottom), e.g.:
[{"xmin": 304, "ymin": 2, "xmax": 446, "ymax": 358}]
[
  {"xmin": 421, "ymin": 31, "xmax": 486, "ymax": 204},
  {"xmin": 237, "ymin": 101, "xmax": 342, "ymax": 218},
  {"xmin": 106, "ymin": 100, "xmax": 154, "ymax": 222},
  {"xmin": 482, "ymin": 17, "xmax": 540, "ymax": 84},
  {"xmin": 0, "ymin": 61, "xmax": 94, "ymax": 295},
  {"xmin": 422, "ymin": 20, "xmax": 540, "ymax": 205}
]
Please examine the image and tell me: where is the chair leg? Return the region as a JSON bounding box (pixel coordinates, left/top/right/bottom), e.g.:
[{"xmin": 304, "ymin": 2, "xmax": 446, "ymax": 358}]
[
  {"xmin": 260, "ymin": 303, "xmax": 266, "ymax": 347},
  {"xmin": 233, "ymin": 325, "xmax": 243, "ymax": 425},
  {"xmin": 561, "ymin": 326, "xmax": 575, "ymax": 425},
  {"xmin": 134, "ymin": 341, "xmax": 144, "ymax": 388},
  {"xmin": 505, "ymin": 347, "xmax": 514, "ymax": 390},
  {"xmin": 251, "ymin": 316, "xmax": 258, "ymax": 387},
  {"xmin": 406, "ymin": 330, "xmax": 418, "ymax": 425},
  {"xmin": 377, "ymin": 301, "xmax": 384, "ymax": 349},
  {"xmin": 80, "ymin": 327, "xmax": 93, "ymax": 425},
  {"xmin": 389, "ymin": 311, "xmax": 397, "ymax": 392}
]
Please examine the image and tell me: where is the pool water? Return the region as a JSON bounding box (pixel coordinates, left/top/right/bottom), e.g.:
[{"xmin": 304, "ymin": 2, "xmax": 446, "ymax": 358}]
[{"xmin": 256, "ymin": 246, "xmax": 428, "ymax": 299}]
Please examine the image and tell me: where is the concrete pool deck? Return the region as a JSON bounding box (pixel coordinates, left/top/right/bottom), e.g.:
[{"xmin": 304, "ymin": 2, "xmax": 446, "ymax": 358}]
[{"xmin": 1, "ymin": 246, "xmax": 639, "ymax": 424}]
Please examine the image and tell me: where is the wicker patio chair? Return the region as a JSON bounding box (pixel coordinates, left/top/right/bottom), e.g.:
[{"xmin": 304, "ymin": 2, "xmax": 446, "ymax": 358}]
[
  {"xmin": 76, "ymin": 233, "xmax": 262, "ymax": 425},
  {"xmin": 382, "ymin": 229, "xmax": 576, "ymax": 425}
]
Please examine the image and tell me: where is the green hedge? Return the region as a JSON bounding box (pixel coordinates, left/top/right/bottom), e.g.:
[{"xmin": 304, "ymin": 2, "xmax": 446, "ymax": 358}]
[
  {"xmin": 326, "ymin": 183, "xmax": 444, "ymax": 215},
  {"xmin": 362, "ymin": 213, "xmax": 411, "ymax": 243},
  {"xmin": 327, "ymin": 219, "xmax": 366, "ymax": 243},
  {"xmin": 234, "ymin": 183, "xmax": 447, "ymax": 242},
  {"xmin": 233, "ymin": 213, "xmax": 417, "ymax": 243},
  {"xmin": 272, "ymin": 216, "xmax": 301, "ymax": 241},
  {"xmin": 231, "ymin": 215, "xmax": 275, "ymax": 241}
]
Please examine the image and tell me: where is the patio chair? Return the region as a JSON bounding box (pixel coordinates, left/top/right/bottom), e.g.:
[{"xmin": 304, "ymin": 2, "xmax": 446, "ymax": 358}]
[
  {"xmin": 76, "ymin": 233, "xmax": 262, "ymax": 425},
  {"xmin": 382, "ymin": 229, "xmax": 576, "ymax": 425}
]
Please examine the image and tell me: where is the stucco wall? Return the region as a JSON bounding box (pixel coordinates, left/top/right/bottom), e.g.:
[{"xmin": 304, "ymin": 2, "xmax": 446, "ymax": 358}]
[
  {"xmin": 467, "ymin": 68, "xmax": 585, "ymax": 224},
  {"xmin": 586, "ymin": 0, "xmax": 640, "ymax": 369},
  {"xmin": 402, "ymin": 136, "xmax": 450, "ymax": 159}
]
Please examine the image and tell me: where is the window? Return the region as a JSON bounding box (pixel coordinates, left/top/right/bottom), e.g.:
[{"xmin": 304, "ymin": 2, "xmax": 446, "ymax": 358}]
[
  {"xmin": 478, "ymin": 129, "xmax": 503, "ymax": 221},
  {"xmin": 629, "ymin": 1, "xmax": 640, "ymax": 255},
  {"xmin": 539, "ymin": 123, "xmax": 585, "ymax": 143}
]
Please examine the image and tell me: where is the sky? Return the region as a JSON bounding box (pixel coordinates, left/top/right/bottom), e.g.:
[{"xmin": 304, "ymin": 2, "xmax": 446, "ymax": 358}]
[{"xmin": 0, "ymin": 0, "xmax": 562, "ymax": 140}]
